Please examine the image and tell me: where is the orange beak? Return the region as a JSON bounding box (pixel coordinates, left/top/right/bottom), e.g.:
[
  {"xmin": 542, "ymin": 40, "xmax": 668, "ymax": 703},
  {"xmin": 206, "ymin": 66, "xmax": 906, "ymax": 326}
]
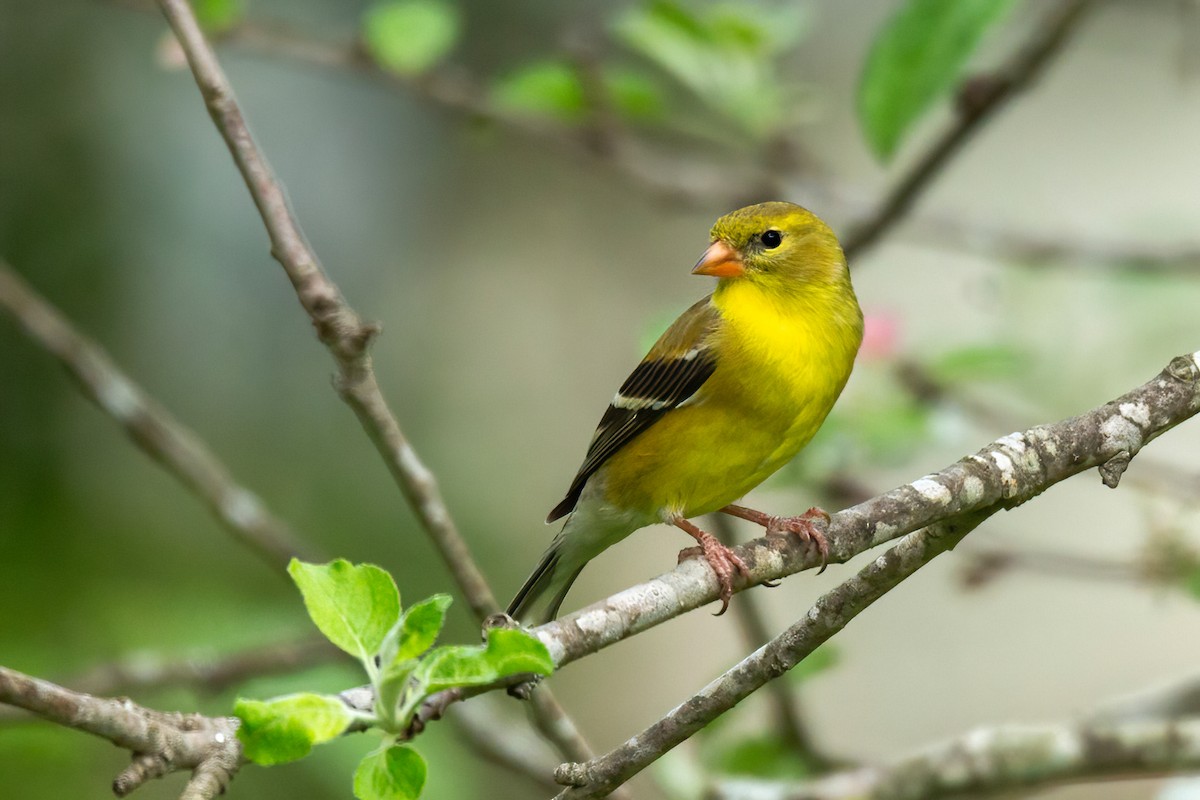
[{"xmin": 691, "ymin": 240, "xmax": 745, "ymax": 278}]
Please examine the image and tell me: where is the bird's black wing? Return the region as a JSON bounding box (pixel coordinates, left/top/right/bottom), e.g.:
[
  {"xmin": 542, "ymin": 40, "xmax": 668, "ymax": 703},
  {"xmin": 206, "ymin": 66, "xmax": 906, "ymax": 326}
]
[{"xmin": 547, "ymin": 297, "xmax": 719, "ymax": 522}]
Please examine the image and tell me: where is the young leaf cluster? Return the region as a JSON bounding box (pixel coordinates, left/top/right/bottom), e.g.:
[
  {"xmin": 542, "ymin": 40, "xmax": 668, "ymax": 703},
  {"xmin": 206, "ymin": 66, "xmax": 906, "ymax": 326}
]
[{"xmin": 234, "ymin": 560, "xmax": 553, "ymax": 800}]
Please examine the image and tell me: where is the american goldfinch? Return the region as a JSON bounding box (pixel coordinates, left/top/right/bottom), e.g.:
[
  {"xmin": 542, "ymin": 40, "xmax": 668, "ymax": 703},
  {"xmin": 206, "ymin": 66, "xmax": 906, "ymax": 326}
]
[{"xmin": 509, "ymin": 202, "xmax": 863, "ymax": 624}]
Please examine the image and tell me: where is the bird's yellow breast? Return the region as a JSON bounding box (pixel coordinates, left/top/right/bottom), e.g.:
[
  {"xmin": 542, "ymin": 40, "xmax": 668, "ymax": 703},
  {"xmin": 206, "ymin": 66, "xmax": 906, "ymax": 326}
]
[{"xmin": 601, "ymin": 278, "xmax": 863, "ymax": 519}]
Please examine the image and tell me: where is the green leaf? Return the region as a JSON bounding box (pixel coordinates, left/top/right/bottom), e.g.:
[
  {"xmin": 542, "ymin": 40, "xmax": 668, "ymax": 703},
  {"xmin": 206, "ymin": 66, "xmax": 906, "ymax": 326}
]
[
  {"xmin": 375, "ymin": 594, "xmax": 451, "ymax": 730},
  {"xmin": 363, "ymin": 0, "xmax": 460, "ymax": 77},
  {"xmin": 790, "ymin": 644, "xmax": 840, "ymax": 683},
  {"xmin": 381, "ymin": 594, "xmax": 453, "ymax": 668},
  {"xmin": 492, "ymin": 61, "xmax": 586, "ymax": 122},
  {"xmin": 416, "ymin": 628, "xmax": 553, "ymax": 694},
  {"xmin": 603, "ymin": 67, "xmax": 665, "ymax": 123},
  {"xmin": 195, "ymin": 0, "xmax": 244, "ymax": 33},
  {"xmin": 481, "ymin": 628, "xmax": 555, "ymax": 676},
  {"xmin": 235, "ymin": 693, "xmax": 352, "ymax": 766},
  {"xmin": 613, "ymin": 0, "xmax": 803, "ymax": 138},
  {"xmin": 354, "ymin": 744, "xmax": 427, "ymax": 800},
  {"xmin": 927, "ymin": 343, "xmax": 1031, "ymax": 383},
  {"xmin": 858, "ymin": 0, "xmax": 1017, "ymax": 160},
  {"xmin": 288, "ymin": 559, "xmax": 400, "ymax": 665}
]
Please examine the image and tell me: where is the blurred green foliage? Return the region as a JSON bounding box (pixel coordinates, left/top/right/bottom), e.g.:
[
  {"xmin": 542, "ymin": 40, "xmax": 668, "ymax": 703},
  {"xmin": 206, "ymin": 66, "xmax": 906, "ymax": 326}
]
[
  {"xmin": 614, "ymin": 0, "xmax": 808, "ymax": 139},
  {"xmin": 926, "ymin": 342, "xmax": 1031, "ymax": 383},
  {"xmin": 492, "ymin": 60, "xmax": 589, "ymax": 121},
  {"xmin": 194, "ymin": 0, "xmax": 244, "ymax": 33},
  {"xmin": 858, "ymin": 0, "xmax": 1018, "ymax": 159},
  {"xmin": 362, "ymin": 0, "xmax": 461, "ymax": 77}
]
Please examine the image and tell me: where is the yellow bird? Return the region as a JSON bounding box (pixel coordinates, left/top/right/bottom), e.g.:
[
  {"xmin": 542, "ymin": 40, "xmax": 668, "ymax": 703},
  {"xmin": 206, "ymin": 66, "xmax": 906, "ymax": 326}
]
[{"xmin": 508, "ymin": 202, "xmax": 863, "ymax": 624}]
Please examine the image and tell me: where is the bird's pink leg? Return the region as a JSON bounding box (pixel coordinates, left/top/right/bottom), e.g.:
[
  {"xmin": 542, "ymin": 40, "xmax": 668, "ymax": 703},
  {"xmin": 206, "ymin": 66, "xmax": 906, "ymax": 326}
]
[
  {"xmin": 673, "ymin": 517, "xmax": 750, "ymax": 616},
  {"xmin": 720, "ymin": 504, "xmax": 831, "ymax": 573}
]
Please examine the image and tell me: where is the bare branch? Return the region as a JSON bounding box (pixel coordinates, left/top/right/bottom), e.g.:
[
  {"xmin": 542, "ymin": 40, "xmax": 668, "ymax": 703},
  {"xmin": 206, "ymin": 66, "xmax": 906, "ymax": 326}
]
[
  {"xmin": 552, "ymin": 512, "xmax": 992, "ymax": 798},
  {"xmin": 842, "ymin": 0, "xmax": 1095, "ymax": 261},
  {"xmin": 0, "ymin": 260, "xmax": 317, "ymax": 572},
  {"xmin": 154, "ymin": 0, "xmax": 498, "ymax": 626},
  {"xmin": 543, "ymin": 350, "xmax": 1200, "ymax": 795},
  {"xmin": 153, "ymin": 0, "xmax": 601, "ymax": 770},
  {"xmin": 0, "ymin": 665, "xmax": 241, "ymax": 799},
  {"xmin": 382, "ymin": 351, "xmax": 1200, "ymax": 756},
  {"xmin": 710, "ymin": 514, "xmax": 834, "ymax": 770},
  {"xmin": 710, "ymin": 717, "xmax": 1200, "ymax": 800},
  {"xmin": 536, "ymin": 351, "xmax": 1200, "ymax": 670}
]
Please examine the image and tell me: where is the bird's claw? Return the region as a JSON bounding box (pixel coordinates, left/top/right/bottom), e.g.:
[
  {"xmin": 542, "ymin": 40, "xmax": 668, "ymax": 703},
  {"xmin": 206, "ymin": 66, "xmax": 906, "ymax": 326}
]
[
  {"xmin": 765, "ymin": 507, "xmax": 831, "ymax": 573},
  {"xmin": 677, "ymin": 534, "xmax": 751, "ymax": 615}
]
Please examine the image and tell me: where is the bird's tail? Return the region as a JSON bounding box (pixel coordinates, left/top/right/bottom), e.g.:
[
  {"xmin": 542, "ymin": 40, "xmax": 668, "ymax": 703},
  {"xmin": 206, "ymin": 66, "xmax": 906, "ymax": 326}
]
[{"xmin": 506, "ymin": 532, "xmax": 585, "ymax": 626}]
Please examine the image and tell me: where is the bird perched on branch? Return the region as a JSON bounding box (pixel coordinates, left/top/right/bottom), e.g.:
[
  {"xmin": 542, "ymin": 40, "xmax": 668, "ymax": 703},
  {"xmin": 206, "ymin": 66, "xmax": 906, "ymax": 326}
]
[{"xmin": 508, "ymin": 202, "xmax": 863, "ymax": 625}]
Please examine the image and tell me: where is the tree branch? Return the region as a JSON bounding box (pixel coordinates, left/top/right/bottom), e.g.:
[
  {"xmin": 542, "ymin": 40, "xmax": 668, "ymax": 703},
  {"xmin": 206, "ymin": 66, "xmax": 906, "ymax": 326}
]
[
  {"xmin": 536, "ymin": 351, "xmax": 1200, "ymax": 669},
  {"xmin": 0, "ymin": 260, "xmax": 318, "ymax": 572},
  {"xmin": 0, "ymin": 665, "xmax": 241, "ymax": 799},
  {"xmin": 552, "ymin": 511, "xmax": 993, "ymax": 798},
  {"xmin": 841, "ymin": 0, "xmax": 1095, "ymax": 261},
  {"xmin": 540, "ymin": 350, "xmax": 1200, "ymax": 796},
  {"xmin": 387, "ymin": 350, "xmax": 1200, "ymax": 761},
  {"xmin": 710, "ymin": 717, "xmax": 1200, "ymax": 800},
  {"xmin": 155, "ymin": 0, "xmax": 498, "ymax": 628},
  {"xmin": 153, "ymin": 0, "xmax": 602, "ymax": 775},
  {"xmin": 710, "ymin": 514, "xmax": 834, "ymax": 770}
]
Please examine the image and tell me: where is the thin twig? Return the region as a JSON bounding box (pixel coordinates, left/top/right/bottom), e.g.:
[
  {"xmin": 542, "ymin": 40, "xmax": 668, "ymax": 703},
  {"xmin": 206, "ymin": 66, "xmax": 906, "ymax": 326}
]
[
  {"xmin": 155, "ymin": 0, "xmax": 498, "ymax": 628},
  {"xmin": 153, "ymin": 0, "xmax": 601, "ymax": 772},
  {"xmin": 842, "ymin": 0, "xmax": 1096, "ymax": 260},
  {"xmin": 710, "ymin": 514, "xmax": 834, "ymax": 770},
  {"xmin": 0, "ymin": 260, "xmax": 318, "ymax": 572},
  {"xmin": 0, "ymin": 665, "xmax": 241, "ymax": 799},
  {"xmin": 553, "ymin": 512, "xmax": 993, "ymax": 798}
]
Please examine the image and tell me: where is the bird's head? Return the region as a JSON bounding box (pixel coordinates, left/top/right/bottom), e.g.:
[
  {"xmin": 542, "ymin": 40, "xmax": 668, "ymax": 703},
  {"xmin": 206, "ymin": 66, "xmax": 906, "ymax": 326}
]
[{"xmin": 693, "ymin": 201, "xmax": 848, "ymax": 291}]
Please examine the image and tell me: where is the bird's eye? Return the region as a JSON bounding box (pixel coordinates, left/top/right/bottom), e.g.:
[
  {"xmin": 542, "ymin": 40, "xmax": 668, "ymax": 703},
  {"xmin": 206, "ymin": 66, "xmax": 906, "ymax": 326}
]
[{"xmin": 760, "ymin": 230, "xmax": 782, "ymax": 249}]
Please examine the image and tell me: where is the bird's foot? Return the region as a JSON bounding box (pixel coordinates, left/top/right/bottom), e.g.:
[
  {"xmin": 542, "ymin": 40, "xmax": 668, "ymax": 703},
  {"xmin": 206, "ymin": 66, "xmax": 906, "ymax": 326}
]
[
  {"xmin": 720, "ymin": 504, "xmax": 831, "ymax": 573},
  {"xmin": 673, "ymin": 518, "xmax": 750, "ymax": 616},
  {"xmin": 765, "ymin": 507, "xmax": 831, "ymax": 573}
]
